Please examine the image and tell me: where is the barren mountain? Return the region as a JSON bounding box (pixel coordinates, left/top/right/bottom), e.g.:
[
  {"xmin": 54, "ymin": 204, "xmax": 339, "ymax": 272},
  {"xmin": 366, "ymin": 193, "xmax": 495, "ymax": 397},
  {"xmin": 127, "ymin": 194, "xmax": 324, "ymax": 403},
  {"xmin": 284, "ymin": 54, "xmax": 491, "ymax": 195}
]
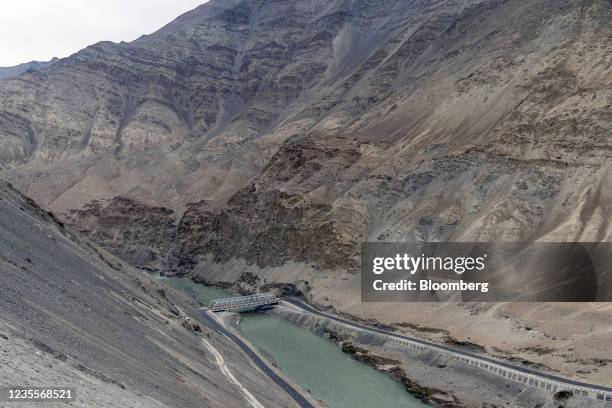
[
  {"xmin": 0, "ymin": 0, "xmax": 611, "ymax": 387},
  {"xmin": 0, "ymin": 57, "xmax": 58, "ymax": 80}
]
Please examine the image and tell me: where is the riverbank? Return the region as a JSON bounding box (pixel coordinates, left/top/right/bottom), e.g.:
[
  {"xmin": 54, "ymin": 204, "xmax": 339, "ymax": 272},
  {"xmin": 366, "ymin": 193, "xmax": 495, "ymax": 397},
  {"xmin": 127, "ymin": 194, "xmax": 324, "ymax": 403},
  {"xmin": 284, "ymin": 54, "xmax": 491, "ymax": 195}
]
[
  {"xmin": 165, "ymin": 272, "xmax": 611, "ymax": 407},
  {"xmin": 201, "ymin": 310, "xmax": 323, "ymax": 408},
  {"xmin": 189, "ymin": 259, "xmax": 612, "ymax": 390},
  {"xmin": 267, "ymin": 302, "xmax": 609, "ymax": 408},
  {"xmin": 160, "ymin": 276, "xmax": 428, "ymax": 408}
]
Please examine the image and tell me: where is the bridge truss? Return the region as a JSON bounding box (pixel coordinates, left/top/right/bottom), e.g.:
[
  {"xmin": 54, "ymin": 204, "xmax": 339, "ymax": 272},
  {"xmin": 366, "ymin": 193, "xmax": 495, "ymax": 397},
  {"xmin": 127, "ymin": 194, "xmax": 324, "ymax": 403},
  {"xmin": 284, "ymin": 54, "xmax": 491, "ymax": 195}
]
[{"xmin": 208, "ymin": 293, "xmax": 278, "ymax": 312}]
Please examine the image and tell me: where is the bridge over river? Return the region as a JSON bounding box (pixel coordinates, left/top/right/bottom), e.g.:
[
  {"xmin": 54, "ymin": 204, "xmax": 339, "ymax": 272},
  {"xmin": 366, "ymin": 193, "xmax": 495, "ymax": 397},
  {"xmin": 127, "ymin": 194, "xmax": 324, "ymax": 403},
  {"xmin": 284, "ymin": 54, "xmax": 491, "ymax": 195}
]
[
  {"xmin": 208, "ymin": 293, "xmax": 278, "ymax": 312},
  {"xmin": 207, "ymin": 294, "xmax": 612, "ymax": 403}
]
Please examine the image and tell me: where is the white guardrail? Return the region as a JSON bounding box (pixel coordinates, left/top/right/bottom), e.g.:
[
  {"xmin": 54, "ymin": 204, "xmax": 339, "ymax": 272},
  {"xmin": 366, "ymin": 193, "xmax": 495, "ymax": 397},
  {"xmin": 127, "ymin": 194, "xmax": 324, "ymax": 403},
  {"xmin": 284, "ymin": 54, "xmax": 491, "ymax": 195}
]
[
  {"xmin": 335, "ymin": 323, "xmax": 611, "ymax": 404},
  {"xmin": 216, "ymin": 297, "xmax": 612, "ymax": 402},
  {"xmin": 388, "ymin": 337, "xmax": 612, "ymax": 401},
  {"xmin": 284, "ymin": 301, "xmax": 612, "ymax": 403}
]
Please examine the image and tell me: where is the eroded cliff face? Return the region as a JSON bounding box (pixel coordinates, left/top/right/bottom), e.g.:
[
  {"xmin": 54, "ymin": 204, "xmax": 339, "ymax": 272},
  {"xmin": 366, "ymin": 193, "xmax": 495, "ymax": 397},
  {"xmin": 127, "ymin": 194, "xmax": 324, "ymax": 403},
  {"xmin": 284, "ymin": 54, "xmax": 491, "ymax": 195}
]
[
  {"xmin": 64, "ymin": 197, "xmax": 178, "ymax": 268},
  {"xmin": 20, "ymin": 0, "xmax": 609, "ymax": 274}
]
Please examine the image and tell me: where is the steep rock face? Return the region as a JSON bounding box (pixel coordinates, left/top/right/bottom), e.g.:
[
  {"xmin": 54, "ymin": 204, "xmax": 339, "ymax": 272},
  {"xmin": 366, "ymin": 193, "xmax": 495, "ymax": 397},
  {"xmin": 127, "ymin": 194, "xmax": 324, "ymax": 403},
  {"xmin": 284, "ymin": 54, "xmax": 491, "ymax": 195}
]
[
  {"xmin": 39, "ymin": 0, "xmax": 610, "ymax": 274},
  {"xmin": 63, "ymin": 196, "xmax": 178, "ymax": 268},
  {"xmin": 0, "ymin": 0, "xmax": 610, "ymax": 278},
  {"xmin": 0, "ymin": 0, "xmax": 358, "ymax": 211}
]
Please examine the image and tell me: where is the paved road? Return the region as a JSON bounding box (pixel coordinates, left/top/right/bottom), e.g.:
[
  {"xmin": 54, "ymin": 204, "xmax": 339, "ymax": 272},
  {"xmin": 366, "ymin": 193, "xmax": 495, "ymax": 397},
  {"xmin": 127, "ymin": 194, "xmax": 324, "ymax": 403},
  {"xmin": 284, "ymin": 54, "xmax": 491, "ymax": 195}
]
[
  {"xmin": 198, "ymin": 310, "xmax": 317, "ymax": 408},
  {"xmin": 283, "ymin": 298, "xmax": 612, "ymax": 395}
]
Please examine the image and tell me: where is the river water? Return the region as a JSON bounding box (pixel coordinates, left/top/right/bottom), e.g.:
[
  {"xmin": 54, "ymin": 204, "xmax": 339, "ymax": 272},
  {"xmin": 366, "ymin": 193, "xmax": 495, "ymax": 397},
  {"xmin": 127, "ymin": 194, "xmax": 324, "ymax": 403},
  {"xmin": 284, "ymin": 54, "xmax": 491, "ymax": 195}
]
[{"xmin": 161, "ymin": 277, "xmax": 427, "ymax": 408}]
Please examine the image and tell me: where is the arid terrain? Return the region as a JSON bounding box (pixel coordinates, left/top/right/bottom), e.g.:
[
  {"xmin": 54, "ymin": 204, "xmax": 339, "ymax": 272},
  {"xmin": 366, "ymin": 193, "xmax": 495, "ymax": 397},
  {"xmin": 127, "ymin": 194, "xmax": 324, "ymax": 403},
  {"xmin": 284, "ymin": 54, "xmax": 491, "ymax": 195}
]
[
  {"xmin": 0, "ymin": 57, "xmax": 58, "ymax": 80},
  {"xmin": 0, "ymin": 0, "xmax": 610, "ymax": 393},
  {"xmin": 0, "ymin": 179, "xmax": 305, "ymax": 407}
]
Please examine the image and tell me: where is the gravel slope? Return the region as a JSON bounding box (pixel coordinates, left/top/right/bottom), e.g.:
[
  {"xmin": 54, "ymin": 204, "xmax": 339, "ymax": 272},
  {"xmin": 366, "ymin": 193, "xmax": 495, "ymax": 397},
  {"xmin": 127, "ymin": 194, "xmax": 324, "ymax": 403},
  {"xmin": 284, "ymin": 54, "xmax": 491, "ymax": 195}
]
[{"xmin": 0, "ymin": 180, "xmax": 300, "ymax": 408}]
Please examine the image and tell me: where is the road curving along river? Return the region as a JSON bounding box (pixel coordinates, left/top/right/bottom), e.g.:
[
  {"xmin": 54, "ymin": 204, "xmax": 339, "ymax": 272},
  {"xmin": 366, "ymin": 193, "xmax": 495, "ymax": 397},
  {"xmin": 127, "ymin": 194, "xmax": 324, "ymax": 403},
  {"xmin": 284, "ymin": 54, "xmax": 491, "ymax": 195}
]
[{"xmin": 161, "ymin": 277, "xmax": 428, "ymax": 408}]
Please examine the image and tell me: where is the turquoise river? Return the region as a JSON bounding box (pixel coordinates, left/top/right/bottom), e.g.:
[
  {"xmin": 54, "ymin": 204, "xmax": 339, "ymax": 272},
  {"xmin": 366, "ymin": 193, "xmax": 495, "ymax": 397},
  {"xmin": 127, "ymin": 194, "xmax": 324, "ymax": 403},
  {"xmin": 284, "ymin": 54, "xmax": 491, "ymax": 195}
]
[{"xmin": 161, "ymin": 277, "xmax": 428, "ymax": 408}]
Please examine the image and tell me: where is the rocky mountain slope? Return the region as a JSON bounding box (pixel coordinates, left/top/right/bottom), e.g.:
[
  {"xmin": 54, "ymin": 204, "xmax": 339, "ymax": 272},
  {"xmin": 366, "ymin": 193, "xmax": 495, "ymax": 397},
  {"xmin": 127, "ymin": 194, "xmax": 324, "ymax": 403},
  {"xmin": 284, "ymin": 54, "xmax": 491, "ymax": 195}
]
[
  {"xmin": 0, "ymin": 180, "xmax": 303, "ymax": 408},
  {"xmin": 0, "ymin": 0, "xmax": 609, "ymax": 271},
  {"xmin": 0, "ymin": 0, "xmax": 610, "ymax": 387},
  {"xmin": 0, "ymin": 57, "xmax": 58, "ymax": 80}
]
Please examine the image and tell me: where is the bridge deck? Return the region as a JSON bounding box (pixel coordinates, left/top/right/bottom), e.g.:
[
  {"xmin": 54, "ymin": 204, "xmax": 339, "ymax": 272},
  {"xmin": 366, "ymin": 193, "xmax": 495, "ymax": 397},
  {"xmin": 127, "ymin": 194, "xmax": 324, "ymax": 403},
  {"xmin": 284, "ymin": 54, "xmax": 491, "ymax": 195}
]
[{"xmin": 208, "ymin": 293, "xmax": 278, "ymax": 312}]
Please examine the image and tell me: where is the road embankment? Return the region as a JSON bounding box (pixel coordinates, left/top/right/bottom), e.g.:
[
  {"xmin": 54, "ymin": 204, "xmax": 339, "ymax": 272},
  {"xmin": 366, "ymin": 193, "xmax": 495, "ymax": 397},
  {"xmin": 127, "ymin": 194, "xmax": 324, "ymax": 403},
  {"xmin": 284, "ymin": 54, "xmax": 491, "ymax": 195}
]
[
  {"xmin": 275, "ymin": 299, "xmax": 612, "ymax": 408},
  {"xmin": 199, "ymin": 309, "xmax": 320, "ymax": 408}
]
